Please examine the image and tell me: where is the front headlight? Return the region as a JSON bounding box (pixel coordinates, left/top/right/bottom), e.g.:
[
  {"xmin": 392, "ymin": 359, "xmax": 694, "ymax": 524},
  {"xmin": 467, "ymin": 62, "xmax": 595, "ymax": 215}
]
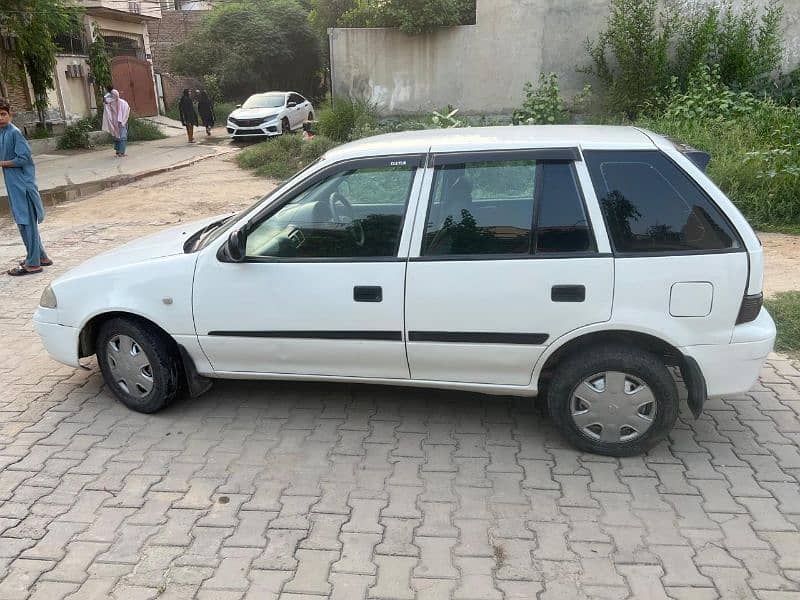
[
  {"xmin": 262, "ymin": 115, "xmax": 278, "ymax": 124},
  {"xmin": 40, "ymin": 284, "xmax": 57, "ymax": 309}
]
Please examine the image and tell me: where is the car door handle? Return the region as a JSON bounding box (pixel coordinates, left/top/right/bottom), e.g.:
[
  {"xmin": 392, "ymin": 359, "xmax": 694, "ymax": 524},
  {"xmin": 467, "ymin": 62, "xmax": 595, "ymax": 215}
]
[
  {"xmin": 354, "ymin": 286, "xmax": 383, "ymax": 302},
  {"xmin": 551, "ymin": 285, "xmax": 585, "ymax": 302}
]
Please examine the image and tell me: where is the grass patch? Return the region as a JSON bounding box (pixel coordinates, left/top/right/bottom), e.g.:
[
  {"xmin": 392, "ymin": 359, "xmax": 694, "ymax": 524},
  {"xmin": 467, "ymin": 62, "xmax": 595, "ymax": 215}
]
[
  {"xmin": 637, "ymin": 102, "xmax": 800, "ymax": 233},
  {"xmin": 127, "ymin": 116, "xmax": 167, "ymax": 142},
  {"xmin": 765, "ymin": 292, "xmax": 800, "ymax": 356},
  {"xmin": 236, "ymin": 133, "xmax": 337, "ymax": 180}
]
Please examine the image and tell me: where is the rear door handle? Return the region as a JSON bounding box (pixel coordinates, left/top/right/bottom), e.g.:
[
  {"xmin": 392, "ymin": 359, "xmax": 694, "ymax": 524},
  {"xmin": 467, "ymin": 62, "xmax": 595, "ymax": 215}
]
[
  {"xmin": 354, "ymin": 286, "xmax": 382, "ymax": 302},
  {"xmin": 551, "ymin": 285, "xmax": 586, "ymax": 302}
]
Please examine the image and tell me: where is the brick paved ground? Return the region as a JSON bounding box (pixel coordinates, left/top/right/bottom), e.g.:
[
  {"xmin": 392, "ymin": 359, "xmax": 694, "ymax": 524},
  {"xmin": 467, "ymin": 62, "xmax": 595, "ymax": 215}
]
[{"xmin": 2, "ymin": 157, "xmax": 800, "ymax": 599}]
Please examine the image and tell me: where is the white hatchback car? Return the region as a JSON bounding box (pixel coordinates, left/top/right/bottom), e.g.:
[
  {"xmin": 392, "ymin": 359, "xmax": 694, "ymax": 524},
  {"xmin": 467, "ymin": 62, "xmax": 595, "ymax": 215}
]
[
  {"xmin": 226, "ymin": 91, "xmax": 314, "ymax": 139},
  {"xmin": 34, "ymin": 126, "xmax": 776, "ymax": 456}
]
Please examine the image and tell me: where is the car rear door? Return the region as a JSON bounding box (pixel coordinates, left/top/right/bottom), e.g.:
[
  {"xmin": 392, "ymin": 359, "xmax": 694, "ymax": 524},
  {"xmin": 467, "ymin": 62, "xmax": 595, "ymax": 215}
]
[{"xmin": 404, "ymin": 149, "xmax": 614, "ymax": 386}]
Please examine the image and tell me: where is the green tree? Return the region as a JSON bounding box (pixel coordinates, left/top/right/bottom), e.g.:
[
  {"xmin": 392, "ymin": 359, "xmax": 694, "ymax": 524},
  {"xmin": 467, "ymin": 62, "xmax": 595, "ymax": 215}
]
[
  {"xmin": 339, "ymin": 0, "xmax": 476, "ymax": 35},
  {"xmin": 0, "ymin": 0, "xmax": 80, "ymax": 126},
  {"xmin": 169, "ymin": 0, "xmax": 322, "ymax": 101},
  {"xmin": 87, "ymin": 23, "xmax": 112, "ymax": 121}
]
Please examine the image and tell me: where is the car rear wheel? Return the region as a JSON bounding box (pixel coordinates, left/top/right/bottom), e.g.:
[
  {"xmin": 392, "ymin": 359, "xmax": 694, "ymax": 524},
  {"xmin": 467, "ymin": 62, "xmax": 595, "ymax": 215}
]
[
  {"xmin": 308, "ymin": 111, "xmax": 314, "ymax": 121},
  {"xmin": 547, "ymin": 345, "xmax": 678, "ymax": 456},
  {"xmin": 96, "ymin": 317, "xmax": 180, "ymax": 413}
]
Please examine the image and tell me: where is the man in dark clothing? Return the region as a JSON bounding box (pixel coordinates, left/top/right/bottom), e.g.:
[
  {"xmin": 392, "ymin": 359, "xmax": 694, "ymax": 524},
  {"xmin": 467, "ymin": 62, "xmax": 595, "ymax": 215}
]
[
  {"xmin": 178, "ymin": 89, "xmax": 198, "ymax": 143},
  {"xmin": 197, "ymin": 90, "xmax": 215, "ymax": 136}
]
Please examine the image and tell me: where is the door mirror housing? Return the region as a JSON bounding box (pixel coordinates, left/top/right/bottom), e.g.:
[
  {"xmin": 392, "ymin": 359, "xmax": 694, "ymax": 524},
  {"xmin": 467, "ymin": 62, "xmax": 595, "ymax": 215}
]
[
  {"xmin": 236, "ymin": 104, "xmax": 242, "ymax": 109},
  {"xmin": 227, "ymin": 229, "xmax": 246, "ymax": 262},
  {"xmin": 287, "ymin": 101, "xmax": 297, "ymax": 108}
]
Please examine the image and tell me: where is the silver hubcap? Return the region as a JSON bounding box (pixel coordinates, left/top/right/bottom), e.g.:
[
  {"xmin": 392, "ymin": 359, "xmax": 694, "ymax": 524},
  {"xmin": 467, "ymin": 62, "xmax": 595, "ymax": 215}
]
[
  {"xmin": 107, "ymin": 334, "xmax": 154, "ymax": 398},
  {"xmin": 570, "ymin": 371, "xmax": 656, "ymax": 444}
]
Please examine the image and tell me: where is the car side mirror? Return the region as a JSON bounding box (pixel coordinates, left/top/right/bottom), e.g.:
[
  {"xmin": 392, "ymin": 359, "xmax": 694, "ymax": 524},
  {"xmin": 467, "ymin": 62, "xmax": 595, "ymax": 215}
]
[
  {"xmin": 227, "ymin": 229, "xmax": 246, "ymax": 262},
  {"xmin": 288, "ymin": 101, "xmax": 297, "ymax": 108},
  {"xmin": 236, "ymin": 104, "xmax": 242, "ymax": 108}
]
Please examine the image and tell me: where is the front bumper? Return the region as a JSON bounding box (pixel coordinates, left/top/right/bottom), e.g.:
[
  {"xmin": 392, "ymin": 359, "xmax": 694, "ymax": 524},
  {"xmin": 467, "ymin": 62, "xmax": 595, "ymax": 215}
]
[
  {"xmin": 680, "ymin": 308, "xmax": 776, "ymax": 398},
  {"xmin": 34, "ymin": 308, "xmax": 80, "ymax": 368},
  {"xmin": 227, "ymin": 122, "xmax": 280, "ymax": 138}
]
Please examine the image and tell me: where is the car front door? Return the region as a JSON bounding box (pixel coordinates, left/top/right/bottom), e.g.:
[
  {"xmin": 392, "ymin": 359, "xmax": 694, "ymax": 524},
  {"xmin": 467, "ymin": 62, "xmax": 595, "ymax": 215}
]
[
  {"xmin": 288, "ymin": 94, "xmax": 306, "ymax": 128},
  {"xmin": 404, "ymin": 150, "xmax": 614, "ymax": 386},
  {"xmin": 192, "ymin": 155, "xmax": 425, "ymax": 378}
]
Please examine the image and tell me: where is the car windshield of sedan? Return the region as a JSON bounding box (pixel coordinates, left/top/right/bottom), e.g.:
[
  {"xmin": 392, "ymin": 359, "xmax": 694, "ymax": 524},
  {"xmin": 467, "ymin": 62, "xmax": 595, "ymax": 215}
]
[{"xmin": 241, "ymin": 93, "xmax": 286, "ymax": 109}]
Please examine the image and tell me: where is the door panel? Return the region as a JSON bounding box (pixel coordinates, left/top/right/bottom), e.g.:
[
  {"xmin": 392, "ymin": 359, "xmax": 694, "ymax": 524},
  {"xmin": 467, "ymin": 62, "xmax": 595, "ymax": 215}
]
[
  {"xmin": 193, "ymin": 260, "xmax": 409, "ymax": 377},
  {"xmin": 405, "ymin": 258, "xmax": 614, "ymax": 384}
]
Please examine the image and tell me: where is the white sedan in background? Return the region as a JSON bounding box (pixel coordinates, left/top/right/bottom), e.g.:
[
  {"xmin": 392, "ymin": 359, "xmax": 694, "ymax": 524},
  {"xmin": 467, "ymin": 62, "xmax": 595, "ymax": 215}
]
[{"xmin": 226, "ymin": 91, "xmax": 314, "ymax": 139}]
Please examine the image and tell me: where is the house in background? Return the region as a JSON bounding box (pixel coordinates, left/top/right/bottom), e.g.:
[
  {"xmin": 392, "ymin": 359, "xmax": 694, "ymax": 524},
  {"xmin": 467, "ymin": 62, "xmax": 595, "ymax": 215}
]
[{"xmin": 0, "ymin": 0, "xmax": 162, "ymax": 135}]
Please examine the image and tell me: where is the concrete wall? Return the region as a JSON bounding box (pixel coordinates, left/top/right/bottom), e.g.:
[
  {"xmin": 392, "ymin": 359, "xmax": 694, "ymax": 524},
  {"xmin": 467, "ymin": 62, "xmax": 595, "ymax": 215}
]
[
  {"xmin": 330, "ymin": 0, "xmax": 800, "ymax": 115},
  {"xmin": 53, "ymin": 55, "xmax": 92, "ymax": 121}
]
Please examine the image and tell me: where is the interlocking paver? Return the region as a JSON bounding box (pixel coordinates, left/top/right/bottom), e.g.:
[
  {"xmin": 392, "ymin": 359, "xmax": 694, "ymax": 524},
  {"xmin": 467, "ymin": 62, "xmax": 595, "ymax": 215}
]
[{"xmin": 2, "ymin": 160, "xmax": 800, "ymax": 599}]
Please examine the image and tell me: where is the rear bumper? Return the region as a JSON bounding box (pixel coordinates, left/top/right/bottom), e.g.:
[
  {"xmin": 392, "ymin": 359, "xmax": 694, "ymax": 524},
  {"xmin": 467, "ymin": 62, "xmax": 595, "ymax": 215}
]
[
  {"xmin": 680, "ymin": 308, "xmax": 776, "ymax": 398},
  {"xmin": 33, "ymin": 309, "xmax": 80, "ymax": 368}
]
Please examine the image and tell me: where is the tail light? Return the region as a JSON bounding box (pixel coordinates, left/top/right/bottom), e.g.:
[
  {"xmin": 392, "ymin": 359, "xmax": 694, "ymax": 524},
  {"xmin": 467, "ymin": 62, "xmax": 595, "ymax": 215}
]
[{"xmin": 736, "ymin": 293, "xmax": 763, "ymax": 325}]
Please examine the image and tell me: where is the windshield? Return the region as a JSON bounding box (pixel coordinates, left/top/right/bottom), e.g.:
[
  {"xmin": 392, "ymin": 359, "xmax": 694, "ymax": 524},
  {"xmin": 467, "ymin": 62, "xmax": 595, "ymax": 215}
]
[
  {"xmin": 241, "ymin": 93, "xmax": 286, "ymax": 109},
  {"xmin": 195, "ymin": 157, "xmax": 327, "ymax": 251}
]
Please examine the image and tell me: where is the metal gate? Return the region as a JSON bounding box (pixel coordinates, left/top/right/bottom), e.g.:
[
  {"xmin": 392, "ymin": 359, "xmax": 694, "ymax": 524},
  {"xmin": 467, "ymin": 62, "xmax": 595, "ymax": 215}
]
[{"xmin": 111, "ymin": 56, "xmax": 158, "ymax": 116}]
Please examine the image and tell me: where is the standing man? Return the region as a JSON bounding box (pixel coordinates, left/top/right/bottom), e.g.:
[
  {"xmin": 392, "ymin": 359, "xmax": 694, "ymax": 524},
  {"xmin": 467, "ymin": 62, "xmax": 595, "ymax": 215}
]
[
  {"xmin": 0, "ymin": 97, "xmax": 51, "ymax": 276},
  {"xmin": 178, "ymin": 89, "xmax": 198, "ymax": 143}
]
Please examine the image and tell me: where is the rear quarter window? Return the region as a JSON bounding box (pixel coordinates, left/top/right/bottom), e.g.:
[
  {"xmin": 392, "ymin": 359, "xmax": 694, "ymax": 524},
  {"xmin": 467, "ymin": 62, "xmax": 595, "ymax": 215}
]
[{"xmin": 584, "ymin": 150, "xmax": 741, "ymax": 253}]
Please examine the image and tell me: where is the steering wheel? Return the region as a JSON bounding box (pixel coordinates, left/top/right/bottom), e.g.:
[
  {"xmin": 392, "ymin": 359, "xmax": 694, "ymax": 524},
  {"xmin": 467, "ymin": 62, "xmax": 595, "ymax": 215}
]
[{"xmin": 329, "ymin": 191, "xmax": 365, "ymax": 247}]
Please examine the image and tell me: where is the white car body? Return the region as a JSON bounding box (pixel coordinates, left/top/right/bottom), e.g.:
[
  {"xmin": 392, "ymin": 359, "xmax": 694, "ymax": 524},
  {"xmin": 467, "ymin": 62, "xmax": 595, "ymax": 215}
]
[
  {"xmin": 34, "ymin": 126, "xmax": 776, "ymax": 453},
  {"xmin": 226, "ymin": 91, "xmax": 314, "ymax": 138}
]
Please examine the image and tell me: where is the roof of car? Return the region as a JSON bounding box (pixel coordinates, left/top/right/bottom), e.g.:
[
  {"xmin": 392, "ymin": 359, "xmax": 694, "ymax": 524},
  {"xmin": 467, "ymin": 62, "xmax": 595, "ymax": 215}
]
[{"xmin": 323, "ymin": 125, "xmax": 662, "ymax": 162}]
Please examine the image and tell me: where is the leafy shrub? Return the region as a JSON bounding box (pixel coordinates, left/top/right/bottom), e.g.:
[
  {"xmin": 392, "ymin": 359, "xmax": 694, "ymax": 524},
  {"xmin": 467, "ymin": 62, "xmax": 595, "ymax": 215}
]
[
  {"xmin": 430, "ymin": 106, "xmax": 465, "ymax": 128},
  {"xmin": 316, "ymin": 98, "xmax": 377, "ymax": 142},
  {"xmin": 340, "ymin": 0, "xmax": 476, "ymax": 35},
  {"xmin": 57, "ymin": 119, "xmax": 93, "ymax": 149},
  {"xmin": 657, "ymin": 65, "xmax": 759, "ymax": 122},
  {"xmin": 30, "ymin": 125, "xmax": 52, "ymax": 140},
  {"xmin": 513, "ymin": 73, "xmax": 591, "ymax": 125},
  {"xmin": 586, "ymin": 0, "xmax": 784, "ymax": 117},
  {"xmin": 236, "ymin": 133, "xmax": 336, "ymax": 179},
  {"xmin": 126, "ymin": 116, "xmax": 167, "ymax": 142}
]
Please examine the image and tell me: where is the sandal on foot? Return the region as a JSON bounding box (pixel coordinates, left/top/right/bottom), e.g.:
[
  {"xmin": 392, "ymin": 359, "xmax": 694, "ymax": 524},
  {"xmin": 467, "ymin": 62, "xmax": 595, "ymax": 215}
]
[
  {"xmin": 7, "ymin": 266, "xmax": 42, "ymax": 276},
  {"xmin": 18, "ymin": 258, "xmax": 53, "ymax": 267}
]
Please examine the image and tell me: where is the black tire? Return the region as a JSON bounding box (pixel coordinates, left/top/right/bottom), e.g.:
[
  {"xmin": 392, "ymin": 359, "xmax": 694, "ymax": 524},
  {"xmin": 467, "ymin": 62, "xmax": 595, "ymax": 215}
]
[
  {"xmin": 308, "ymin": 111, "xmax": 314, "ymax": 121},
  {"xmin": 282, "ymin": 117, "xmax": 292, "ymax": 135},
  {"xmin": 96, "ymin": 317, "xmax": 181, "ymax": 413},
  {"xmin": 547, "ymin": 344, "xmax": 678, "ymax": 457}
]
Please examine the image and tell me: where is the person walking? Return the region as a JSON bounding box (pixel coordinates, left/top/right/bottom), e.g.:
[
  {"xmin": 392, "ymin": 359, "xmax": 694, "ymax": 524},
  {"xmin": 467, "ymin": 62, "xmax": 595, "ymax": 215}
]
[
  {"xmin": 0, "ymin": 97, "xmax": 52, "ymax": 276},
  {"xmin": 178, "ymin": 89, "xmax": 198, "ymax": 143},
  {"xmin": 197, "ymin": 90, "xmax": 215, "ymax": 136},
  {"xmin": 102, "ymin": 87, "xmax": 130, "ymax": 157}
]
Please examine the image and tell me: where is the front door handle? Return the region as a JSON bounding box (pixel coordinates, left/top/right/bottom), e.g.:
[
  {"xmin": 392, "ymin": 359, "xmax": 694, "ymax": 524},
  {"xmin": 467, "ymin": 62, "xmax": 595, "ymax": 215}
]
[
  {"xmin": 354, "ymin": 286, "xmax": 382, "ymax": 302},
  {"xmin": 551, "ymin": 285, "xmax": 585, "ymax": 302}
]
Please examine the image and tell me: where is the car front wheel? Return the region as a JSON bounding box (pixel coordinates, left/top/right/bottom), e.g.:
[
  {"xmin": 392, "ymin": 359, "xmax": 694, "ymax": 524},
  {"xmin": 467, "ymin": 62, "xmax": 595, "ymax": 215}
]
[
  {"xmin": 282, "ymin": 117, "xmax": 291, "ymax": 135},
  {"xmin": 547, "ymin": 345, "xmax": 678, "ymax": 456},
  {"xmin": 96, "ymin": 317, "xmax": 180, "ymax": 413}
]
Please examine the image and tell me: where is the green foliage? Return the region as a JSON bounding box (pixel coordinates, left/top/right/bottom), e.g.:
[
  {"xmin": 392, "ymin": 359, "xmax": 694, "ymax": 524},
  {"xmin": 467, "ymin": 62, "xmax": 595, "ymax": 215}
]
[
  {"xmin": 57, "ymin": 119, "xmax": 93, "ymax": 149},
  {"xmin": 309, "ymin": 0, "xmax": 356, "ymax": 40},
  {"xmin": 585, "ymin": 0, "xmax": 785, "ymax": 117},
  {"xmin": 430, "ymin": 106, "xmax": 464, "ymax": 128},
  {"xmin": 170, "ymin": 0, "xmax": 322, "ymax": 101},
  {"xmin": 87, "ymin": 23, "xmax": 112, "ymax": 119},
  {"xmin": 126, "ymin": 117, "xmax": 167, "ymax": 142},
  {"xmin": 765, "ymin": 291, "xmax": 800, "ymax": 355},
  {"xmin": 30, "ymin": 126, "xmax": 52, "ymax": 140},
  {"xmin": 657, "ymin": 65, "xmax": 759, "ymax": 122},
  {"xmin": 673, "ymin": 0, "xmax": 783, "ymax": 90},
  {"xmin": 585, "ymin": 0, "xmax": 672, "ymax": 118},
  {"xmin": 513, "ymin": 73, "xmax": 591, "ymax": 125},
  {"xmin": 202, "ymin": 74, "xmax": 224, "ymax": 104},
  {"xmin": 639, "ymin": 96, "xmax": 800, "ymax": 230},
  {"xmin": 316, "ymin": 98, "xmax": 377, "ymax": 142},
  {"xmin": 339, "ymin": 0, "xmax": 476, "ymax": 35},
  {"xmin": 236, "ymin": 133, "xmax": 336, "ymax": 179},
  {"xmin": 1, "ymin": 0, "xmax": 80, "ymax": 125}
]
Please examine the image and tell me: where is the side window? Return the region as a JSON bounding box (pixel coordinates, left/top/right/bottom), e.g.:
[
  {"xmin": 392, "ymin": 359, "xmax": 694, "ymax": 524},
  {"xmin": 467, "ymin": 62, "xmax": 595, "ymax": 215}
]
[
  {"xmin": 584, "ymin": 150, "xmax": 740, "ymax": 253},
  {"xmin": 422, "ymin": 160, "xmax": 536, "ymax": 256},
  {"xmin": 290, "ymin": 94, "xmax": 304, "ymax": 106},
  {"xmin": 536, "ymin": 162, "xmax": 594, "ymax": 253},
  {"xmin": 246, "ymin": 163, "xmax": 416, "ymax": 259}
]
